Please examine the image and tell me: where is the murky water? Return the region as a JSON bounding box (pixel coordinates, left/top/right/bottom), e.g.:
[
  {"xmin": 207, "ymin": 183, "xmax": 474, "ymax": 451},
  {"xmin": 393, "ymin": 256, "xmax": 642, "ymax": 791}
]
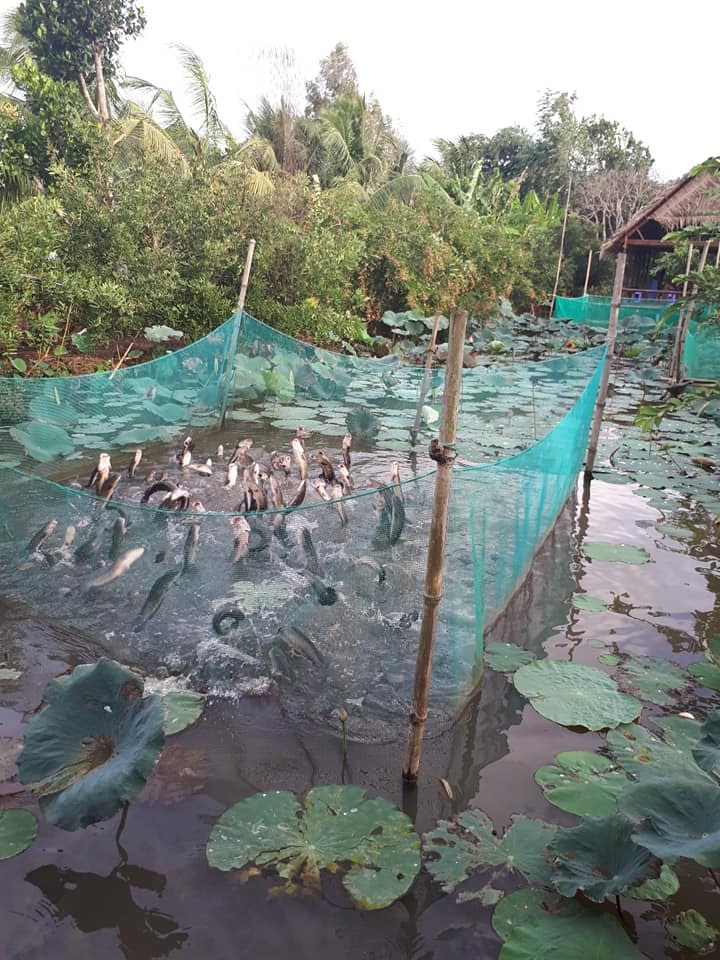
[{"xmin": 2, "ymin": 464, "xmax": 719, "ymax": 959}]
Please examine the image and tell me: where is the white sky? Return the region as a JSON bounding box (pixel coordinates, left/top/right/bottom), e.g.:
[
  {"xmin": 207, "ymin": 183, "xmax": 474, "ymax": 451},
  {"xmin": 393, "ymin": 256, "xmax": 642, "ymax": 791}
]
[{"xmin": 3, "ymin": 0, "xmax": 718, "ymax": 180}]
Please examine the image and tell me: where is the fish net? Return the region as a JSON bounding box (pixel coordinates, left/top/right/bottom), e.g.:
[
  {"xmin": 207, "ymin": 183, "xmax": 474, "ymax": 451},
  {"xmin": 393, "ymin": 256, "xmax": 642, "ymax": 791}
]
[
  {"xmin": 0, "ymin": 310, "xmax": 604, "ymax": 737},
  {"xmin": 682, "ymin": 320, "xmax": 720, "ymax": 379},
  {"xmin": 553, "ymin": 294, "xmax": 682, "ymax": 329}
]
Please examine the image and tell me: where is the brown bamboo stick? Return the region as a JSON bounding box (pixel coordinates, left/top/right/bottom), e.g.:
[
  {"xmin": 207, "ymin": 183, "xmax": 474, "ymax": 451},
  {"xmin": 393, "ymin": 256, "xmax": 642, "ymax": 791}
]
[
  {"xmin": 220, "ymin": 239, "xmax": 256, "ymax": 427},
  {"xmin": 669, "ymin": 243, "xmax": 695, "ymax": 382},
  {"xmin": 673, "ymin": 239, "xmax": 711, "ymax": 381},
  {"xmin": 550, "ymin": 173, "xmax": 573, "ymax": 318},
  {"xmin": 403, "ymin": 308, "xmax": 468, "ymax": 781},
  {"xmin": 583, "ymin": 249, "xmax": 593, "ymax": 296},
  {"xmin": 410, "ymin": 311, "xmax": 442, "ymax": 447},
  {"xmin": 584, "ymin": 252, "xmax": 626, "ymax": 483}
]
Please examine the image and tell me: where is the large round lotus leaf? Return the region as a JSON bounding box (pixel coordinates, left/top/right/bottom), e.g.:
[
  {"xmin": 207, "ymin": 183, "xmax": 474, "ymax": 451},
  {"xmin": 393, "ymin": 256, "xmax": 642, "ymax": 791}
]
[
  {"xmin": 583, "ymin": 542, "xmax": 651, "ymax": 564},
  {"xmin": 622, "ymin": 777, "xmax": 720, "ymax": 867},
  {"xmin": 484, "ymin": 642, "xmax": 537, "ymax": 673},
  {"xmin": 549, "ymin": 814, "xmax": 661, "ymax": 902},
  {"xmin": 0, "ymin": 809, "xmax": 37, "ymax": 860},
  {"xmin": 665, "ymin": 910, "xmax": 718, "ymax": 953},
  {"xmin": 615, "ymin": 655, "xmax": 689, "ymax": 706},
  {"xmin": 498, "ymin": 904, "xmax": 648, "ymax": 959},
  {"xmin": 17, "ymin": 659, "xmax": 165, "ymax": 831},
  {"xmin": 627, "ymin": 863, "xmax": 679, "ymax": 901},
  {"xmin": 206, "ymin": 785, "xmax": 419, "ymax": 910},
  {"xmin": 513, "ymin": 660, "xmax": 641, "ymax": 730},
  {"xmin": 423, "ymin": 809, "xmax": 556, "ymax": 893},
  {"xmin": 534, "ymin": 751, "xmax": 629, "ymax": 817},
  {"xmin": 692, "ymin": 711, "xmax": 720, "ymax": 780},
  {"xmin": 607, "ymin": 721, "xmax": 711, "ymax": 784},
  {"xmin": 492, "ymin": 888, "xmax": 584, "ymax": 941},
  {"xmin": 161, "ymin": 691, "xmax": 205, "ymax": 736},
  {"xmin": 688, "ymin": 661, "xmax": 720, "ymax": 691}
]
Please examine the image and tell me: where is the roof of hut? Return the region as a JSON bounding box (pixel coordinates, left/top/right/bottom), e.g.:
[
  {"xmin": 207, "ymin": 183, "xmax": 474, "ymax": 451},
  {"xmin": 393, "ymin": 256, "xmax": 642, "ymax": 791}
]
[{"xmin": 600, "ymin": 163, "xmax": 720, "ymax": 256}]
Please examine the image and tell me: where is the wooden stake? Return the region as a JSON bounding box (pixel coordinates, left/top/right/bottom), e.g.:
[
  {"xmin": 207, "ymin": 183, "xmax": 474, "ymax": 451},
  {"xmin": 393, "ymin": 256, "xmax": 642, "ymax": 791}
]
[
  {"xmin": 583, "ymin": 249, "xmax": 593, "ymax": 297},
  {"xmin": 220, "ymin": 239, "xmax": 256, "ymax": 427},
  {"xmin": 669, "ymin": 243, "xmax": 695, "ymax": 382},
  {"xmin": 550, "ymin": 173, "xmax": 573, "ymax": 318},
  {"xmin": 410, "ymin": 311, "xmax": 442, "ymax": 447},
  {"xmin": 584, "ymin": 252, "xmax": 626, "ymax": 483},
  {"xmin": 672, "ymin": 239, "xmax": 711, "ymax": 382},
  {"xmin": 403, "ymin": 308, "xmax": 468, "ymax": 781}
]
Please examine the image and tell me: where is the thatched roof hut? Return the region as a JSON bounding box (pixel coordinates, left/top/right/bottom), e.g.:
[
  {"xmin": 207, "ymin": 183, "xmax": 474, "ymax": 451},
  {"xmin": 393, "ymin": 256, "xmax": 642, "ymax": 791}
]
[{"xmin": 600, "ymin": 164, "xmax": 720, "ymax": 295}]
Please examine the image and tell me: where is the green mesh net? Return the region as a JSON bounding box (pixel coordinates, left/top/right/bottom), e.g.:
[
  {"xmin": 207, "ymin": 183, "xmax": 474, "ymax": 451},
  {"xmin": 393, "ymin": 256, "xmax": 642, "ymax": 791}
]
[
  {"xmin": 0, "ymin": 310, "xmax": 605, "ymax": 736},
  {"xmin": 553, "ymin": 294, "xmax": 682, "ymax": 329},
  {"xmin": 682, "ymin": 321, "xmax": 720, "ymax": 379}
]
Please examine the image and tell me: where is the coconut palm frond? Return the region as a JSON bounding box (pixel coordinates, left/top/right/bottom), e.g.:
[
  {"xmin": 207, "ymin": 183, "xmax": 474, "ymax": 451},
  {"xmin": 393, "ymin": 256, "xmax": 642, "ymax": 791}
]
[
  {"xmin": 0, "ymin": 8, "xmax": 29, "ymax": 88},
  {"xmin": 170, "ymin": 42, "xmax": 226, "ymax": 148},
  {"xmin": 112, "ymin": 105, "xmax": 190, "ymax": 172},
  {"xmin": 233, "ymin": 136, "xmax": 279, "ymax": 173}
]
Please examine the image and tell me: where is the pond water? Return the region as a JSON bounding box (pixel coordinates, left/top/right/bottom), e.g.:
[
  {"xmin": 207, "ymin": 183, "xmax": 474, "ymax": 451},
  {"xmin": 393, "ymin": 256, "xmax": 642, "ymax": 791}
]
[{"xmin": 1, "ymin": 362, "xmax": 719, "ymax": 959}]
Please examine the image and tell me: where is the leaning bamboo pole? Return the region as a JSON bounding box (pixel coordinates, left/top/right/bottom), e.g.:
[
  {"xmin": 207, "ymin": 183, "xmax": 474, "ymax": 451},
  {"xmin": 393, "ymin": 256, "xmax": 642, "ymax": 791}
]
[
  {"xmin": 403, "ymin": 309, "xmax": 468, "ymax": 781},
  {"xmin": 669, "ymin": 243, "xmax": 695, "ymax": 383},
  {"xmin": 582, "ymin": 249, "xmax": 593, "ymax": 297},
  {"xmin": 220, "ymin": 239, "xmax": 256, "ymax": 427},
  {"xmin": 549, "ymin": 173, "xmax": 573, "ymax": 318},
  {"xmin": 409, "ymin": 311, "xmax": 442, "ymax": 447},
  {"xmin": 672, "ymin": 239, "xmax": 711, "ymax": 382},
  {"xmin": 584, "ymin": 252, "xmax": 626, "ymax": 483}
]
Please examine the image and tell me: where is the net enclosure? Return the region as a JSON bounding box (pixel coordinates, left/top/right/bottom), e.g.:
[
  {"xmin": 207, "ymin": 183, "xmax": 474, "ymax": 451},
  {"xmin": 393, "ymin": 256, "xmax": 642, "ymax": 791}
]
[{"xmin": 0, "ymin": 311, "xmax": 604, "ymax": 737}]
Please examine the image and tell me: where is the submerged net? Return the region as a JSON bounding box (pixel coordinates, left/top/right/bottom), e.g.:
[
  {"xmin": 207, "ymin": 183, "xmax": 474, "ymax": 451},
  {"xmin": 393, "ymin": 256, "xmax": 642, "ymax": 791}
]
[{"xmin": 0, "ymin": 310, "xmax": 604, "ymax": 736}]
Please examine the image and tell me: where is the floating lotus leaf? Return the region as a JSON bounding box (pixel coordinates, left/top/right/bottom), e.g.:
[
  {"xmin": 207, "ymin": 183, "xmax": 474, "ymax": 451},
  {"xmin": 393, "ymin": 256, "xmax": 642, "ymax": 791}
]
[
  {"xmin": 0, "ymin": 667, "xmax": 21, "ymax": 680},
  {"xmin": 143, "ymin": 325, "xmax": 184, "ymax": 341},
  {"xmin": 583, "ymin": 542, "xmax": 651, "ymax": 564},
  {"xmin": 687, "ymin": 662, "xmax": 720, "ymax": 691},
  {"xmin": 615, "ymin": 655, "xmax": 689, "ymax": 706},
  {"xmin": 207, "ymin": 785, "xmax": 419, "ymax": 910},
  {"xmin": 513, "ymin": 660, "xmax": 641, "ymax": 730},
  {"xmin": 0, "ymin": 809, "xmax": 37, "ymax": 860},
  {"xmin": 598, "ymin": 654, "xmax": 621, "ymax": 666},
  {"xmin": 607, "ymin": 721, "xmax": 711, "ymax": 784},
  {"xmin": 17, "ymin": 659, "xmax": 165, "ymax": 831},
  {"xmin": 493, "ymin": 889, "xmax": 646, "ymax": 959},
  {"xmin": 549, "ymin": 814, "xmax": 661, "ymax": 902},
  {"xmin": 626, "ymin": 863, "xmax": 679, "ymax": 900},
  {"xmin": 10, "ymin": 421, "xmax": 75, "ymax": 461},
  {"xmin": 161, "ymin": 692, "xmax": 205, "ymax": 736},
  {"xmin": 535, "ymin": 751, "xmax": 629, "ymax": 817},
  {"xmin": 621, "ymin": 777, "xmax": 720, "ymax": 867},
  {"xmin": 665, "ymin": 910, "xmax": 719, "ymax": 954},
  {"xmin": 571, "ymin": 593, "xmax": 606, "ymax": 612},
  {"xmin": 692, "ymin": 711, "xmax": 720, "ymax": 780},
  {"xmin": 423, "ymin": 809, "xmax": 556, "ymax": 892},
  {"xmin": 484, "ymin": 642, "xmax": 537, "ymax": 673},
  {"xmin": 262, "ymin": 368, "xmax": 295, "ymax": 402}
]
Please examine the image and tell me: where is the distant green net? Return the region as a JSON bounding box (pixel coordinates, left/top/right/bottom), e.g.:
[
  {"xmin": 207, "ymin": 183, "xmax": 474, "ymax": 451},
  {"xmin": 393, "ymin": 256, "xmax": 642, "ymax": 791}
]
[
  {"xmin": 0, "ymin": 310, "xmax": 604, "ymax": 735},
  {"xmin": 682, "ymin": 321, "xmax": 720, "ymax": 379},
  {"xmin": 554, "ymin": 294, "xmax": 682, "ymax": 329}
]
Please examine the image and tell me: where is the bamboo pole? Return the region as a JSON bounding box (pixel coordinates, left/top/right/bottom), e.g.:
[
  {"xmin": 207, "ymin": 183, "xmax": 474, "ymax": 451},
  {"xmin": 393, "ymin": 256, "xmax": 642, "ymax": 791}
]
[
  {"xmin": 669, "ymin": 243, "xmax": 695, "ymax": 382},
  {"xmin": 584, "ymin": 252, "xmax": 626, "ymax": 483},
  {"xmin": 220, "ymin": 239, "xmax": 256, "ymax": 427},
  {"xmin": 403, "ymin": 308, "xmax": 468, "ymax": 781},
  {"xmin": 549, "ymin": 173, "xmax": 573, "ymax": 318},
  {"xmin": 409, "ymin": 311, "xmax": 442, "ymax": 447},
  {"xmin": 582, "ymin": 249, "xmax": 593, "ymax": 296},
  {"xmin": 673, "ymin": 239, "xmax": 711, "ymax": 382}
]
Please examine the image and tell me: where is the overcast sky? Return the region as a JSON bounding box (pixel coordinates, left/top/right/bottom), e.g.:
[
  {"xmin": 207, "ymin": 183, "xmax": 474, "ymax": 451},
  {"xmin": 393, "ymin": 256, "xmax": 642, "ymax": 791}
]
[{"xmin": 3, "ymin": 0, "xmax": 717, "ymax": 180}]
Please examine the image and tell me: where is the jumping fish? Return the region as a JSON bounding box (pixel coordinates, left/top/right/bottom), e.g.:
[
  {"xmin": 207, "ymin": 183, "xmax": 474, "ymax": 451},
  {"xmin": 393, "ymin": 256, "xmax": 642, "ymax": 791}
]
[
  {"xmin": 354, "ymin": 556, "xmax": 386, "ymax": 583},
  {"xmin": 225, "ymin": 460, "xmax": 239, "ymax": 489},
  {"xmin": 127, "ymin": 448, "xmax": 143, "ymax": 478},
  {"xmin": 231, "ymin": 516, "xmax": 251, "ymax": 561},
  {"xmin": 83, "ymin": 547, "xmax": 144, "ymax": 591},
  {"xmin": 342, "ymin": 433, "xmax": 352, "ymax": 471},
  {"xmin": 270, "ymin": 451, "xmax": 292, "ymax": 477},
  {"xmin": 182, "ymin": 522, "xmax": 200, "ymax": 573},
  {"xmin": 74, "ymin": 529, "xmax": 103, "ymax": 563},
  {"xmin": 177, "ymin": 436, "xmax": 194, "ymax": 467},
  {"xmin": 229, "ymin": 438, "xmax": 253, "ymax": 466},
  {"xmin": 26, "ymin": 519, "xmax": 58, "ymax": 554},
  {"xmin": 268, "ymin": 641, "xmax": 295, "ymax": 681},
  {"xmin": 311, "ymin": 450, "xmax": 336, "ymax": 484},
  {"xmin": 300, "ymin": 527, "xmax": 320, "ymax": 575},
  {"xmin": 313, "ymin": 480, "xmax": 347, "ymax": 528},
  {"xmin": 306, "ymin": 573, "xmax": 338, "ymax": 606},
  {"xmin": 142, "ymin": 480, "xmax": 176, "ymax": 504},
  {"xmin": 133, "ymin": 569, "xmax": 180, "ymax": 631},
  {"xmin": 87, "ymin": 453, "xmax": 111, "ymax": 493},
  {"xmin": 287, "ymin": 478, "xmax": 307, "ymax": 508},
  {"xmin": 291, "ymin": 438, "xmax": 308, "ymax": 482},
  {"xmin": 188, "ymin": 458, "xmax": 213, "ymax": 476},
  {"xmin": 212, "ymin": 605, "xmax": 246, "ymax": 635},
  {"xmin": 109, "ymin": 516, "xmax": 126, "ymax": 561},
  {"xmin": 278, "ymin": 625, "xmax": 325, "ymax": 668},
  {"xmin": 98, "ymin": 472, "xmax": 121, "ymax": 502}
]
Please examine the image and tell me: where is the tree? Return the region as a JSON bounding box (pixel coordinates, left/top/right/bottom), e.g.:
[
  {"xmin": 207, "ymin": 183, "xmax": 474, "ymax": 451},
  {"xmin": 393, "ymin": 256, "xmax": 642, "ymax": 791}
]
[
  {"xmin": 573, "ymin": 167, "xmax": 662, "ymax": 241},
  {"xmin": 305, "ymin": 42, "xmax": 358, "ymax": 118},
  {"xmin": 16, "ymin": 0, "xmax": 145, "ymax": 122}
]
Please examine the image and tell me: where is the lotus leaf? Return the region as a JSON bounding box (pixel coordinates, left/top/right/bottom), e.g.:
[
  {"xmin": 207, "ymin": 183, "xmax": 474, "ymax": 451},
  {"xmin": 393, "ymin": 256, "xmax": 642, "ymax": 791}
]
[
  {"xmin": 206, "ymin": 785, "xmax": 419, "ymax": 910},
  {"xmin": 621, "ymin": 777, "xmax": 720, "ymax": 867},
  {"xmin": 687, "ymin": 662, "xmax": 720, "ymax": 691},
  {"xmin": 583, "ymin": 542, "xmax": 651, "ymax": 564},
  {"xmin": 513, "ymin": 660, "xmax": 641, "ymax": 730},
  {"xmin": 161, "ymin": 692, "xmax": 205, "ymax": 736},
  {"xmin": 615, "ymin": 655, "xmax": 689, "ymax": 706},
  {"xmin": 598, "ymin": 654, "xmax": 621, "ymax": 666},
  {"xmin": 493, "ymin": 890, "xmax": 646, "ymax": 959},
  {"xmin": 484, "ymin": 643, "xmax": 537, "ymax": 673},
  {"xmin": 665, "ymin": 910, "xmax": 718, "ymax": 954},
  {"xmin": 0, "ymin": 809, "xmax": 37, "ymax": 860},
  {"xmin": 262, "ymin": 368, "xmax": 295, "ymax": 402},
  {"xmin": 549, "ymin": 814, "xmax": 661, "ymax": 902},
  {"xmin": 17, "ymin": 659, "xmax": 165, "ymax": 831},
  {"xmin": 571, "ymin": 593, "xmax": 606, "ymax": 612},
  {"xmin": 423, "ymin": 809, "xmax": 556, "ymax": 892},
  {"xmin": 0, "ymin": 667, "xmax": 21, "ymax": 680},
  {"xmin": 143, "ymin": 325, "xmax": 184, "ymax": 342},
  {"xmin": 626, "ymin": 863, "xmax": 679, "ymax": 900},
  {"xmin": 692, "ymin": 711, "xmax": 720, "ymax": 780},
  {"xmin": 456, "ymin": 884, "xmax": 503, "ymax": 905},
  {"xmin": 535, "ymin": 751, "xmax": 629, "ymax": 817},
  {"xmin": 10, "ymin": 421, "xmax": 75, "ymax": 461},
  {"xmin": 607, "ymin": 721, "xmax": 711, "ymax": 784}
]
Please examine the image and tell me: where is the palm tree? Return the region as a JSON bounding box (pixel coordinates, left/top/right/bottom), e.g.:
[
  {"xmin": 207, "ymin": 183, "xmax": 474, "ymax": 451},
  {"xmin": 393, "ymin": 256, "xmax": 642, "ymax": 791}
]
[{"xmin": 315, "ymin": 94, "xmax": 402, "ymax": 189}]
